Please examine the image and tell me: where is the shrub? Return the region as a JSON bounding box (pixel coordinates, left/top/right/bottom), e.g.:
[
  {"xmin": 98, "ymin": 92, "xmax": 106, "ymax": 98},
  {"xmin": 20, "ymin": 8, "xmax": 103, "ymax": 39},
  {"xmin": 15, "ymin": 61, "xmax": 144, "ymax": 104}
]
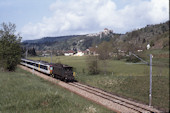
[
  {"xmin": 86, "ymin": 56, "xmax": 99, "ymax": 75},
  {"xmin": 126, "ymin": 55, "xmax": 141, "ymax": 63}
]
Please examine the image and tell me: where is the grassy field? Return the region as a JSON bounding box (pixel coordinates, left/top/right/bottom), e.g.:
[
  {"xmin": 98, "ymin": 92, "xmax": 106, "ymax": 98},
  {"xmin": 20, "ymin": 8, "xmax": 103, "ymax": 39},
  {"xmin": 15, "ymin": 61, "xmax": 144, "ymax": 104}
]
[
  {"xmin": 0, "ymin": 68, "xmax": 113, "ymax": 113},
  {"xmin": 29, "ymin": 49, "xmax": 169, "ymax": 111}
]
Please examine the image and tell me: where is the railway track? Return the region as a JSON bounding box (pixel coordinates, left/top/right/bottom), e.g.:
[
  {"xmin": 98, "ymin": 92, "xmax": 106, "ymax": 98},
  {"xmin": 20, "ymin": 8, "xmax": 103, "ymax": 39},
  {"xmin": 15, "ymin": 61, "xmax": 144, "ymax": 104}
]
[
  {"xmin": 19, "ymin": 65, "xmax": 162, "ymax": 113},
  {"xmin": 69, "ymin": 82, "xmax": 162, "ymax": 113}
]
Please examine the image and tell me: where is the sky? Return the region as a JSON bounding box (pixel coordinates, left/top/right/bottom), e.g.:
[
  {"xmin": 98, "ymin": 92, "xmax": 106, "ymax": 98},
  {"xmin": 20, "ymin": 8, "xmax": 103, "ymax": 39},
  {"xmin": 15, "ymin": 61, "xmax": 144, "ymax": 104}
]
[{"xmin": 0, "ymin": 0, "xmax": 169, "ymax": 41}]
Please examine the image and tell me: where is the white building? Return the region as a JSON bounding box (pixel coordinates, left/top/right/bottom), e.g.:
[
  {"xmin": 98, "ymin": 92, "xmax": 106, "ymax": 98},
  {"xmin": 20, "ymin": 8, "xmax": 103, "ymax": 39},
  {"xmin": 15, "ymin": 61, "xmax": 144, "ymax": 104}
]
[
  {"xmin": 42, "ymin": 53, "xmax": 50, "ymax": 57},
  {"xmin": 147, "ymin": 44, "xmax": 150, "ymax": 50},
  {"xmin": 86, "ymin": 33, "xmax": 99, "ymax": 37},
  {"xmin": 86, "ymin": 28, "xmax": 113, "ymax": 37},
  {"xmin": 64, "ymin": 50, "xmax": 75, "ymax": 56},
  {"xmin": 103, "ymin": 28, "xmax": 113, "ymax": 35},
  {"xmin": 74, "ymin": 51, "xmax": 84, "ymax": 56}
]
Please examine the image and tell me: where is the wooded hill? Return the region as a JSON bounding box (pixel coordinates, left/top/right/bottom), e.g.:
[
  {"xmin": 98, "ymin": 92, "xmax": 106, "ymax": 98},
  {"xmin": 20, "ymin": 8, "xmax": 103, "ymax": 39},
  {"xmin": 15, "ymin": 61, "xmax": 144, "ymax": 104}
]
[{"xmin": 22, "ymin": 21, "xmax": 169, "ymax": 52}]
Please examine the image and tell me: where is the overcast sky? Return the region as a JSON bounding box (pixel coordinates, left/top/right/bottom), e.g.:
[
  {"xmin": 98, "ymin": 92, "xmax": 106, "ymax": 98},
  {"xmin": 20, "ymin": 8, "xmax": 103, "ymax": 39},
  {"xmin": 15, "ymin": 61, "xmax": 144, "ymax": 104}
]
[{"xmin": 0, "ymin": 0, "xmax": 169, "ymax": 41}]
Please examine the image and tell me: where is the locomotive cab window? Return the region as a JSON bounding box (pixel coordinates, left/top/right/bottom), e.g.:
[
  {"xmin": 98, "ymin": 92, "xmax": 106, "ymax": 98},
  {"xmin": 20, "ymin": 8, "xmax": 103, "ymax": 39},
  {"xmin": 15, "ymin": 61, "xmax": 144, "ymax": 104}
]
[
  {"xmin": 50, "ymin": 67, "xmax": 53, "ymax": 70},
  {"xmin": 65, "ymin": 67, "xmax": 72, "ymax": 71}
]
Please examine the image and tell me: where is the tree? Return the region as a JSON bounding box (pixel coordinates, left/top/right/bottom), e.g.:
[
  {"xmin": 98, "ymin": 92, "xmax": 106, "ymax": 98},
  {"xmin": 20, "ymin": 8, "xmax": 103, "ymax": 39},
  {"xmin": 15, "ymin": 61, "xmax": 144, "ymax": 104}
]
[
  {"xmin": 150, "ymin": 40, "xmax": 154, "ymax": 47},
  {"xmin": 28, "ymin": 47, "xmax": 37, "ymax": 56},
  {"xmin": 96, "ymin": 41, "xmax": 112, "ymax": 75},
  {"xmin": 97, "ymin": 41, "xmax": 112, "ymax": 60},
  {"xmin": 0, "ymin": 22, "xmax": 22, "ymax": 71}
]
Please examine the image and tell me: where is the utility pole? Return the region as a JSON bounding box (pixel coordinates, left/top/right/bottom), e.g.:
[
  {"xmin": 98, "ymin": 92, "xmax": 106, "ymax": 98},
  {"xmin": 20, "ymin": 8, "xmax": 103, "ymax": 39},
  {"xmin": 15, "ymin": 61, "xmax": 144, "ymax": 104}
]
[
  {"xmin": 26, "ymin": 49, "xmax": 28, "ymax": 59},
  {"xmin": 51, "ymin": 50, "xmax": 52, "ymax": 63},
  {"xmin": 129, "ymin": 52, "xmax": 153, "ymax": 107},
  {"xmin": 149, "ymin": 54, "xmax": 152, "ymax": 107}
]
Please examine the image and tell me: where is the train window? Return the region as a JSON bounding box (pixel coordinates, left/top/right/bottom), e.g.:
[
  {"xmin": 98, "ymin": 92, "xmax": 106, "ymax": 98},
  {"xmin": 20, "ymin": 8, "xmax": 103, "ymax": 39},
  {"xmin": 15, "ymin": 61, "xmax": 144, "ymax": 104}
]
[
  {"xmin": 40, "ymin": 65, "xmax": 48, "ymax": 70},
  {"xmin": 44, "ymin": 66, "xmax": 47, "ymax": 70},
  {"xmin": 65, "ymin": 67, "xmax": 72, "ymax": 71},
  {"xmin": 40, "ymin": 65, "xmax": 43, "ymax": 69}
]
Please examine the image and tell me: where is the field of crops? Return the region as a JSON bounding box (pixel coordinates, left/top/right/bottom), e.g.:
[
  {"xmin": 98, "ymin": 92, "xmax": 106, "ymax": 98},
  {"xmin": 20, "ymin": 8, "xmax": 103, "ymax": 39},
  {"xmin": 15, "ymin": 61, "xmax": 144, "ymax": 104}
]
[{"xmin": 29, "ymin": 50, "xmax": 169, "ymax": 111}]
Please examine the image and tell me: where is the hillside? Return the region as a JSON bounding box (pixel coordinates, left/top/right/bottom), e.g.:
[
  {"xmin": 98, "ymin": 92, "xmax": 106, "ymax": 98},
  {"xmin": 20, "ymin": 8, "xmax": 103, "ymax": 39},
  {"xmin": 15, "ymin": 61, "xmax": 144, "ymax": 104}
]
[
  {"xmin": 22, "ymin": 21, "xmax": 169, "ymax": 52},
  {"xmin": 118, "ymin": 21, "xmax": 169, "ymax": 50},
  {"xmin": 22, "ymin": 35, "xmax": 80, "ymax": 44}
]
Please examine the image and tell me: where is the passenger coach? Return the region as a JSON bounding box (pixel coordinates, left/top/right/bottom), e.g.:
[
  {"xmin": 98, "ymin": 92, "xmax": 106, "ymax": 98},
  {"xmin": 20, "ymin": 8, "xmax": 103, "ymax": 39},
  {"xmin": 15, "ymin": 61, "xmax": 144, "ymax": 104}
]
[{"xmin": 21, "ymin": 58, "xmax": 52, "ymax": 75}]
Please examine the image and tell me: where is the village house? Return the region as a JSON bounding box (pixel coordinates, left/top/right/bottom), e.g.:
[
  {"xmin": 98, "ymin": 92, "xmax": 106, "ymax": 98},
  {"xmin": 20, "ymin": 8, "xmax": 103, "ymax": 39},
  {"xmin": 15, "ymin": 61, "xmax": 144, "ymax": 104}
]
[
  {"xmin": 147, "ymin": 44, "xmax": 150, "ymax": 50},
  {"xmin": 42, "ymin": 53, "xmax": 50, "ymax": 57},
  {"xmin": 40, "ymin": 50, "xmax": 51, "ymax": 57},
  {"xmin": 87, "ymin": 47, "xmax": 98, "ymax": 56},
  {"xmin": 74, "ymin": 51, "xmax": 84, "ymax": 56},
  {"xmin": 64, "ymin": 50, "xmax": 75, "ymax": 56}
]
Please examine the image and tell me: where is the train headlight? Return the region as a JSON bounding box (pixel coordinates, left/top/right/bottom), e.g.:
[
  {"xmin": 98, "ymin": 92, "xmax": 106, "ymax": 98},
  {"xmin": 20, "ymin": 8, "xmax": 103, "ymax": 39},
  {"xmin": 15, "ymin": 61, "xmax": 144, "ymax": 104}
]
[{"xmin": 73, "ymin": 72, "xmax": 76, "ymax": 76}]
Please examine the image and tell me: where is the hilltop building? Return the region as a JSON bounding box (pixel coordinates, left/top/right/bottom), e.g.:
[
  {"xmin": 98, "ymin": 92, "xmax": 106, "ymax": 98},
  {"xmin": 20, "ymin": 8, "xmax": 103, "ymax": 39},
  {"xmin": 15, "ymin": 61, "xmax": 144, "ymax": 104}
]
[
  {"xmin": 86, "ymin": 28, "xmax": 113, "ymax": 37},
  {"xmin": 103, "ymin": 28, "xmax": 113, "ymax": 35}
]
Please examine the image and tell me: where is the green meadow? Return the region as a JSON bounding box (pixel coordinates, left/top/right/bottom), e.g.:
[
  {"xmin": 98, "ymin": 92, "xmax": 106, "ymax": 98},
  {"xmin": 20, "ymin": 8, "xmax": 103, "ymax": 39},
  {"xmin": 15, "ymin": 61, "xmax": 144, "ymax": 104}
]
[
  {"xmin": 30, "ymin": 50, "xmax": 169, "ymax": 111},
  {"xmin": 0, "ymin": 68, "xmax": 113, "ymax": 113}
]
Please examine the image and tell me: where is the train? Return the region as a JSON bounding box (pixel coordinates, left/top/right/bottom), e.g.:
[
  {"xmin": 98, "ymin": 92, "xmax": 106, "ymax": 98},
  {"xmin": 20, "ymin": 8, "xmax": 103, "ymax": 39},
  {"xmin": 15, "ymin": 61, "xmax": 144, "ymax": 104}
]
[{"xmin": 20, "ymin": 58, "xmax": 75, "ymax": 82}]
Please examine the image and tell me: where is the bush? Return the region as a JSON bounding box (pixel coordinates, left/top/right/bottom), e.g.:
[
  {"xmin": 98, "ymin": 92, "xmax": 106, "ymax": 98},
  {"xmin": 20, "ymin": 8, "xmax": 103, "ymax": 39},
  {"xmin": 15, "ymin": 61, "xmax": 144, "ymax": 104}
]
[
  {"xmin": 126, "ymin": 56, "xmax": 140, "ymax": 63},
  {"xmin": 116, "ymin": 55, "xmax": 126, "ymax": 60},
  {"xmin": 163, "ymin": 38, "xmax": 169, "ymax": 49},
  {"xmin": 86, "ymin": 56, "xmax": 99, "ymax": 75}
]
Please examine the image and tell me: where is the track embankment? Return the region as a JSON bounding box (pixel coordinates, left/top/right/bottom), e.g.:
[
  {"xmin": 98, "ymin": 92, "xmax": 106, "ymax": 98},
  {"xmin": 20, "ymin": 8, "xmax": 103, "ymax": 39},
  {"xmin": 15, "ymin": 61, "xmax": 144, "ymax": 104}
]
[{"xmin": 19, "ymin": 65, "xmax": 162, "ymax": 113}]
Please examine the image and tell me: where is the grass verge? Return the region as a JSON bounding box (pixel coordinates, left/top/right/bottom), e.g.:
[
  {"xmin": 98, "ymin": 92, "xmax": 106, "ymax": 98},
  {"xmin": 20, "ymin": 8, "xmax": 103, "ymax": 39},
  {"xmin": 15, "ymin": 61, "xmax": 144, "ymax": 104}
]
[{"xmin": 0, "ymin": 67, "xmax": 113, "ymax": 113}]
